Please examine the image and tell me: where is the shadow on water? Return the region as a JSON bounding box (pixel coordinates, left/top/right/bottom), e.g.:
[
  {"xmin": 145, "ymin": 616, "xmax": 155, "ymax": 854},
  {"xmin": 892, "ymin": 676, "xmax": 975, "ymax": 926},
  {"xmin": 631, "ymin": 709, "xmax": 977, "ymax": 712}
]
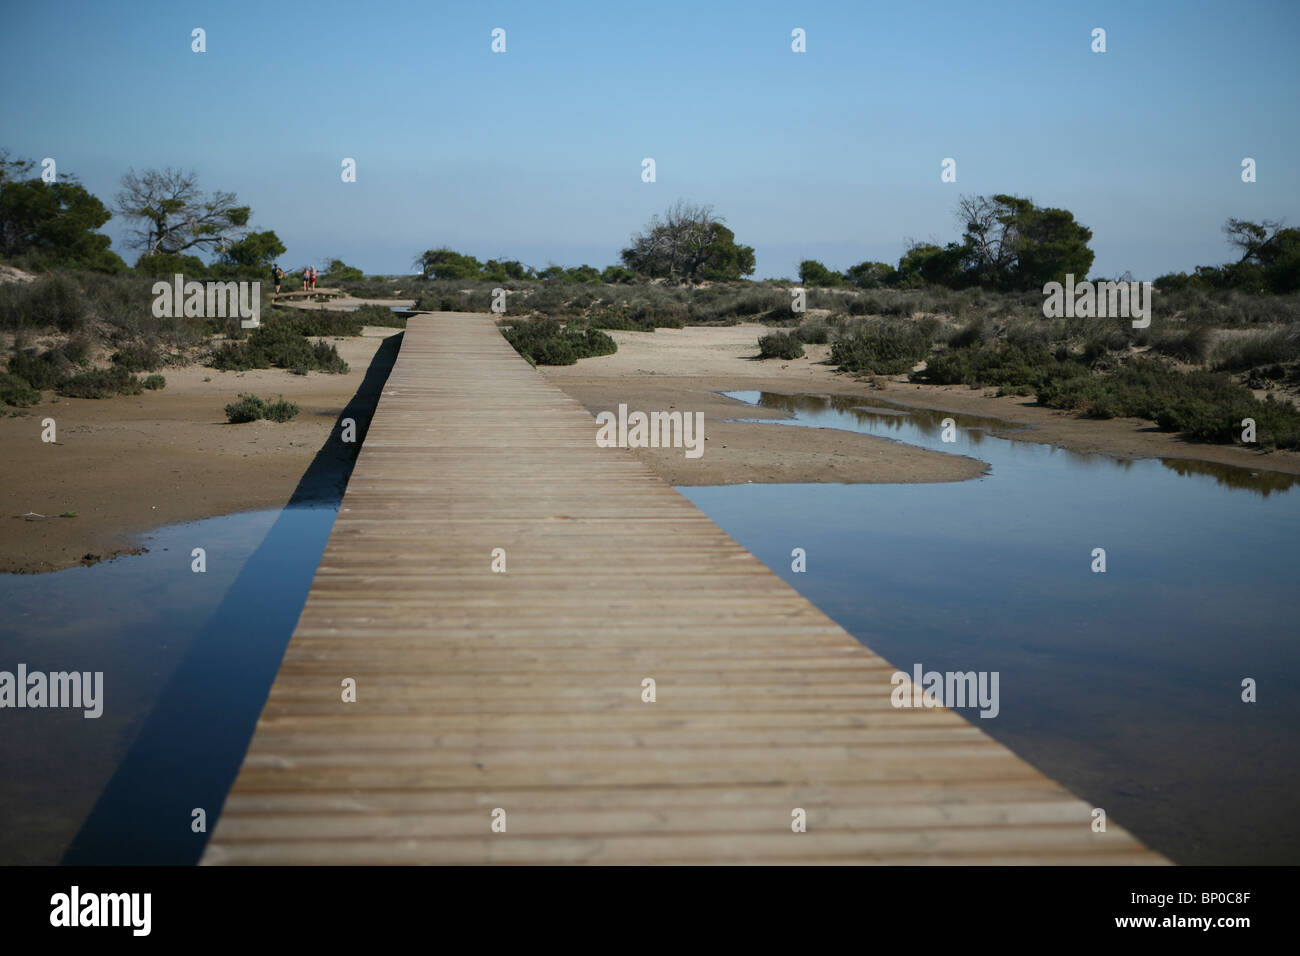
[
  {"xmin": 683, "ymin": 389, "xmax": 1300, "ymax": 864},
  {"xmin": 61, "ymin": 332, "xmax": 403, "ymax": 865}
]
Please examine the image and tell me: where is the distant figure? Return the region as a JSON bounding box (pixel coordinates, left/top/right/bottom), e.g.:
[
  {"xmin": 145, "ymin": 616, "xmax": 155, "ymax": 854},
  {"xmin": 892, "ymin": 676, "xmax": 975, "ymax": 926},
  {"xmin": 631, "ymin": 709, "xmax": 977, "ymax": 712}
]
[
  {"xmin": 309, "ymin": 266, "xmax": 318, "ymax": 291},
  {"xmin": 270, "ymin": 264, "xmax": 284, "ymax": 294},
  {"xmin": 302, "ymin": 267, "xmax": 311, "ymax": 292}
]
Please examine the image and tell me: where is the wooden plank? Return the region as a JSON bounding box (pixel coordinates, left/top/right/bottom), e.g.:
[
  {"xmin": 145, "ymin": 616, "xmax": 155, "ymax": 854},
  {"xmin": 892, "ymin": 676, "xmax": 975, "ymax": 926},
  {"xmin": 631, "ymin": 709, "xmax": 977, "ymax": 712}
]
[{"xmin": 202, "ymin": 313, "xmax": 1167, "ymax": 865}]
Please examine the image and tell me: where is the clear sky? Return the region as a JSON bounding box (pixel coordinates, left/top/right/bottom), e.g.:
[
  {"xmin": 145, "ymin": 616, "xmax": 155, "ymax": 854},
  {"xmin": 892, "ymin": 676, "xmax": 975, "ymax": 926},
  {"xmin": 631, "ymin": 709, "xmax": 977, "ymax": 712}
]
[{"xmin": 2, "ymin": 0, "xmax": 1297, "ymax": 279}]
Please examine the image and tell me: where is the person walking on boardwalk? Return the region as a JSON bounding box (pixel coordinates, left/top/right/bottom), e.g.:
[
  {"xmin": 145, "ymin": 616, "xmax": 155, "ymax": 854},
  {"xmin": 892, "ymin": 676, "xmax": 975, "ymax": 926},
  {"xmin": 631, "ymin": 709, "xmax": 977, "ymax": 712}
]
[
  {"xmin": 302, "ymin": 266, "xmax": 311, "ymax": 292},
  {"xmin": 309, "ymin": 265, "xmax": 318, "ymax": 291},
  {"xmin": 270, "ymin": 263, "xmax": 284, "ymax": 294}
]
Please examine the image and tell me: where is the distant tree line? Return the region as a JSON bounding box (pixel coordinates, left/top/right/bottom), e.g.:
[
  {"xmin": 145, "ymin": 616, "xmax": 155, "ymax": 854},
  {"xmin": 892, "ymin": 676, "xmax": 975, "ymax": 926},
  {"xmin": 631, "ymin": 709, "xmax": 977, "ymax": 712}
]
[
  {"xmin": 1154, "ymin": 219, "xmax": 1300, "ymax": 294},
  {"xmin": 2, "ymin": 148, "xmax": 1296, "ymax": 295},
  {"xmin": 799, "ymin": 194, "xmax": 1096, "ymax": 292}
]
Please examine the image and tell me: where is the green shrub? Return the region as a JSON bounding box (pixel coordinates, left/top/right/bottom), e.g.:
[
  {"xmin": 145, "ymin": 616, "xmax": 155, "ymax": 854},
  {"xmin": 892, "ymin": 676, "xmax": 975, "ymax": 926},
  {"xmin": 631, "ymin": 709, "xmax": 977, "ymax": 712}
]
[
  {"xmin": 57, "ymin": 366, "xmax": 143, "ymax": 398},
  {"xmin": 350, "ymin": 303, "xmax": 408, "ymax": 328},
  {"xmin": 0, "ymin": 372, "xmax": 40, "ymax": 406},
  {"xmin": 912, "ymin": 341, "xmax": 1088, "ymax": 390},
  {"xmin": 830, "ymin": 318, "xmax": 933, "ymax": 374},
  {"xmin": 794, "ymin": 318, "xmax": 830, "ymax": 344},
  {"xmin": 224, "ymin": 393, "xmax": 297, "ymax": 423},
  {"xmin": 501, "ymin": 319, "xmax": 617, "ymax": 365},
  {"xmin": 111, "ymin": 343, "xmax": 163, "ymax": 371},
  {"xmin": 142, "ymin": 374, "xmax": 166, "ymax": 390},
  {"xmin": 7, "ymin": 347, "xmax": 72, "ymax": 390},
  {"xmin": 225, "ymin": 394, "xmax": 265, "ymax": 423},
  {"xmin": 1037, "ymin": 358, "xmax": 1300, "ymax": 448},
  {"xmin": 288, "ymin": 310, "xmax": 365, "ymax": 336},
  {"xmin": 262, "ymin": 396, "xmax": 299, "ymax": 422},
  {"xmin": 757, "ymin": 331, "xmax": 805, "ymax": 359},
  {"xmin": 209, "ymin": 320, "xmax": 350, "ymax": 373}
]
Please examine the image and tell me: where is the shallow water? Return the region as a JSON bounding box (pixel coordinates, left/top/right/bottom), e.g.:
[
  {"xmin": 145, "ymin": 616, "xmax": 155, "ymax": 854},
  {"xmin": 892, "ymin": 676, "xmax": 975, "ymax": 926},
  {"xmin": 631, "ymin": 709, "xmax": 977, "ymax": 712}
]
[
  {"xmin": 0, "ymin": 505, "xmax": 339, "ymax": 864},
  {"xmin": 677, "ymin": 391, "xmax": 1300, "ymax": 864}
]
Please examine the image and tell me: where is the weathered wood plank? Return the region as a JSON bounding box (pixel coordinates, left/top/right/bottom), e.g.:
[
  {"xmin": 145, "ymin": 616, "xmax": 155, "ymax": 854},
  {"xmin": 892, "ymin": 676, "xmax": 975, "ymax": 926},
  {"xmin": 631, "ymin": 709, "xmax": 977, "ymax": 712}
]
[{"xmin": 202, "ymin": 313, "xmax": 1167, "ymax": 865}]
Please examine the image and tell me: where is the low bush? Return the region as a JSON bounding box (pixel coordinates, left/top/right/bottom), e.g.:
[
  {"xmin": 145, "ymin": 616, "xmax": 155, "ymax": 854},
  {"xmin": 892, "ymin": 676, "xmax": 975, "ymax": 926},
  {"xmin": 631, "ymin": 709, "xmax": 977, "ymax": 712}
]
[
  {"xmin": 225, "ymin": 393, "xmax": 300, "ymax": 423},
  {"xmin": 1149, "ymin": 324, "xmax": 1213, "ymax": 364},
  {"xmin": 757, "ymin": 331, "xmax": 805, "ymax": 359},
  {"xmin": 1211, "ymin": 325, "xmax": 1300, "ymax": 372},
  {"xmin": 111, "ymin": 343, "xmax": 163, "ymax": 371},
  {"xmin": 501, "ymin": 319, "xmax": 617, "ymax": 365},
  {"xmin": 0, "ymin": 372, "xmax": 40, "ymax": 406},
  {"xmin": 794, "ymin": 318, "xmax": 830, "ymax": 344},
  {"xmin": 8, "ymin": 347, "xmax": 74, "ymax": 390},
  {"xmin": 1037, "ymin": 358, "xmax": 1300, "ymax": 447},
  {"xmin": 142, "ymin": 374, "xmax": 166, "ymax": 390},
  {"xmin": 830, "ymin": 318, "xmax": 934, "ymax": 374},
  {"xmin": 913, "ymin": 343, "xmax": 1088, "ymax": 390},
  {"xmin": 57, "ymin": 366, "xmax": 143, "ymax": 398},
  {"xmin": 209, "ymin": 321, "xmax": 350, "ymax": 373},
  {"xmin": 287, "ymin": 310, "xmax": 365, "ymax": 336},
  {"xmin": 349, "ymin": 304, "xmax": 408, "ymax": 328}
]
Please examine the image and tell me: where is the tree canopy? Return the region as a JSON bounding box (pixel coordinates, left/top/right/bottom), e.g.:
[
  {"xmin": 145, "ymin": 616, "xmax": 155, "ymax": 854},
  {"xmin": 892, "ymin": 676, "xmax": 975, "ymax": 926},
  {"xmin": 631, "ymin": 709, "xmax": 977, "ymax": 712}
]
[
  {"xmin": 0, "ymin": 150, "xmax": 126, "ymax": 271},
  {"xmin": 115, "ymin": 167, "xmax": 250, "ymax": 258},
  {"xmin": 621, "ymin": 201, "xmax": 755, "ymax": 282}
]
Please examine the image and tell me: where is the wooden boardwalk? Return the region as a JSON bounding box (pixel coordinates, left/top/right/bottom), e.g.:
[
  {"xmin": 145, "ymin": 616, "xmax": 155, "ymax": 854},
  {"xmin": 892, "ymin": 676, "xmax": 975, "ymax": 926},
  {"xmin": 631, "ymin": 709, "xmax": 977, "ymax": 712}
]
[{"xmin": 202, "ymin": 313, "xmax": 1167, "ymax": 865}]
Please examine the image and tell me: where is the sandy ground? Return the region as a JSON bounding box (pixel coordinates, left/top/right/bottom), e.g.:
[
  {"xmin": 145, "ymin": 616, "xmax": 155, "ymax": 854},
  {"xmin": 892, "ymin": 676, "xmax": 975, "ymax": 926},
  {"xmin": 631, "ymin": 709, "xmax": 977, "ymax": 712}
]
[
  {"xmin": 541, "ymin": 323, "xmax": 1300, "ymax": 484},
  {"xmin": 6, "ymin": 317, "xmax": 1298, "ymax": 573},
  {"xmin": 0, "ymin": 329, "xmax": 397, "ymax": 573}
]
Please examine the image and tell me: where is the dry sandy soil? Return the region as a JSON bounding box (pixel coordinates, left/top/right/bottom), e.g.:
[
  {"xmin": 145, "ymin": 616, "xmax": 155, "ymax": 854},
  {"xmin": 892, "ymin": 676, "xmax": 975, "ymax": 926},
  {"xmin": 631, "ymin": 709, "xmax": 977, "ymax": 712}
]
[
  {"xmin": 5, "ymin": 317, "xmax": 1298, "ymax": 573},
  {"xmin": 0, "ymin": 329, "xmax": 397, "ymax": 573}
]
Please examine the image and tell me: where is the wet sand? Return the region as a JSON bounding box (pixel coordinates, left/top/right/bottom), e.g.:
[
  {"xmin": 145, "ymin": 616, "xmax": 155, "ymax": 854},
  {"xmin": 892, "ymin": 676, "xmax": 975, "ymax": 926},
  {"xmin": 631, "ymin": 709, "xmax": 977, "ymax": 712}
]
[{"xmin": 541, "ymin": 323, "xmax": 1300, "ymax": 485}]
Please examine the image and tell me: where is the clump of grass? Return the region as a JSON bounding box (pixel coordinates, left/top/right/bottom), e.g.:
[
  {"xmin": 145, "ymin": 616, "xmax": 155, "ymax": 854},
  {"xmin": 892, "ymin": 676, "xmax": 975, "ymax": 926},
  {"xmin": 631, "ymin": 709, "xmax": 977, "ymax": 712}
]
[
  {"xmin": 57, "ymin": 366, "xmax": 144, "ymax": 398},
  {"xmin": 794, "ymin": 318, "xmax": 830, "ymax": 344},
  {"xmin": 225, "ymin": 393, "xmax": 300, "ymax": 423},
  {"xmin": 501, "ymin": 319, "xmax": 617, "ymax": 365},
  {"xmin": 757, "ymin": 331, "xmax": 805, "ymax": 359},
  {"xmin": 0, "ymin": 372, "xmax": 40, "ymax": 406},
  {"xmin": 209, "ymin": 321, "xmax": 349, "ymax": 373},
  {"xmin": 830, "ymin": 318, "xmax": 935, "ymax": 374},
  {"xmin": 111, "ymin": 343, "xmax": 163, "ymax": 371},
  {"xmin": 1149, "ymin": 324, "xmax": 1213, "ymax": 364},
  {"xmin": 1211, "ymin": 325, "xmax": 1300, "ymax": 372}
]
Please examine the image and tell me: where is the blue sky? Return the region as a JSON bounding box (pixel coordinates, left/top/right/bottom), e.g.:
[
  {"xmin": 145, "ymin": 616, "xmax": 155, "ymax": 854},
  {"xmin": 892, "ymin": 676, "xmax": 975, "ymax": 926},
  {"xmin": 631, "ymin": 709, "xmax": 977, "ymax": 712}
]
[{"xmin": 2, "ymin": 0, "xmax": 1297, "ymax": 279}]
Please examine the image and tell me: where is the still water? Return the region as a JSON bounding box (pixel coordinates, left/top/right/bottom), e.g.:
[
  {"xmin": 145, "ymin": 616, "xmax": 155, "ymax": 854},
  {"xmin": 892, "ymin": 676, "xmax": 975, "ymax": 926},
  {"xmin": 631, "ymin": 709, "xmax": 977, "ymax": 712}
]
[
  {"xmin": 677, "ymin": 391, "xmax": 1300, "ymax": 864},
  {"xmin": 3, "ymin": 387, "xmax": 1295, "ymax": 865},
  {"xmin": 0, "ymin": 505, "xmax": 338, "ymax": 865}
]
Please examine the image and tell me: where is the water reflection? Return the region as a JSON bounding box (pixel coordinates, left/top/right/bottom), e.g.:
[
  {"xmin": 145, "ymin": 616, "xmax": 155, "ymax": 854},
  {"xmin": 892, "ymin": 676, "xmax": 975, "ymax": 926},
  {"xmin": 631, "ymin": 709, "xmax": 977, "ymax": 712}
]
[
  {"xmin": 0, "ymin": 332, "xmax": 402, "ymax": 865},
  {"xmin": 724, "ymin": 389, "xmax": 1295, "ymax": 496},
  {"xmin": 679, "ymin": 389, "xmax": 1300, "ymax": 864}
]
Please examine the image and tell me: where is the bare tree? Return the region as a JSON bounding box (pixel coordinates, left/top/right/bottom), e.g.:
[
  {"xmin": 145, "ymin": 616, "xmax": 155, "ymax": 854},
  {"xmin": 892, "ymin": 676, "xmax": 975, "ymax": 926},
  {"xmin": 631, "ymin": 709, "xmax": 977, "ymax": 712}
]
[
  {"xmin": 115, "ymin": 167, "xmax": 250, "ymax": 256},
  {"xmin": 955, "ymin": 194, "xmax": 1016, "ymax": 279},
  {"xmin": 622, "ymin": 200, "xmax": 723, "ymax": 283},
  {"xmin": 1224, "ymin": 217, "xmax": 1284, "ymax": 264}
]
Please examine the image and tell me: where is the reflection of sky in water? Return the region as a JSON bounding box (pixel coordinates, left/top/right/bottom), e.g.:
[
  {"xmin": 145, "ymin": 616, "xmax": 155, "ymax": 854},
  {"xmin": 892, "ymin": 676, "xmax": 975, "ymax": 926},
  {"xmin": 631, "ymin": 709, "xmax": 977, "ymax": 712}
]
[
  {"xmin": 0, "ymin": 505, "xmax": 337, "ymax": 865},
  {"xmin": 679, "ymin": 391, "xmax": 1300, "ymax": 865}
]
